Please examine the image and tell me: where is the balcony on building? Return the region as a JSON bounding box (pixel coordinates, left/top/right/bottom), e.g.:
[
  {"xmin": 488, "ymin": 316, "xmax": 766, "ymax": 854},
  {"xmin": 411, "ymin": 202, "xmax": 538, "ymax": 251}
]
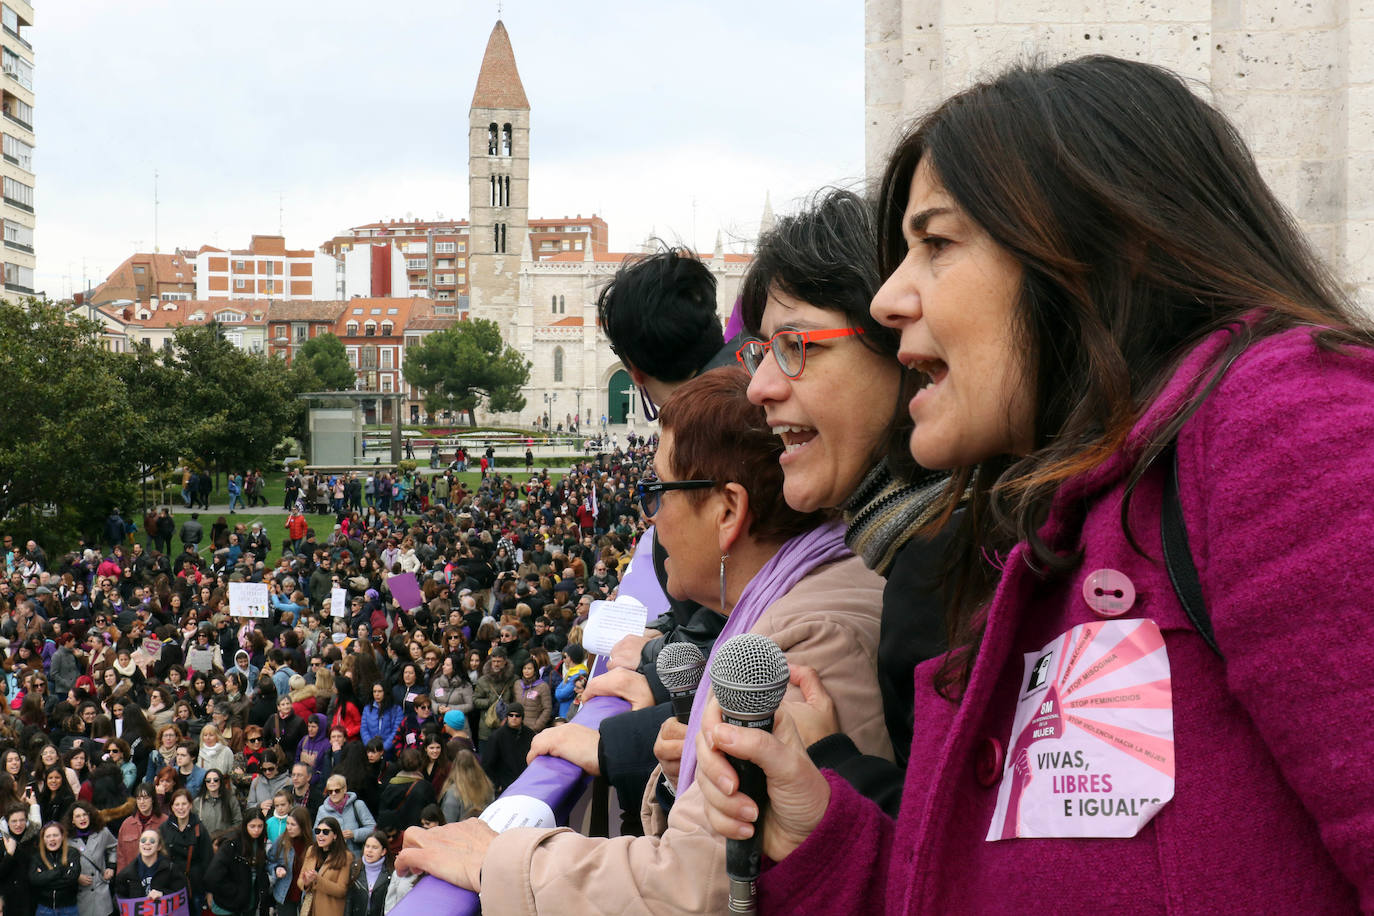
[
  {"xmin": 1, "ymin": 88, "xmax": 31, "ymax": 133},
  {"xmin": 1, "ymin": 3, "xmax": 33, "ymax": 53}
]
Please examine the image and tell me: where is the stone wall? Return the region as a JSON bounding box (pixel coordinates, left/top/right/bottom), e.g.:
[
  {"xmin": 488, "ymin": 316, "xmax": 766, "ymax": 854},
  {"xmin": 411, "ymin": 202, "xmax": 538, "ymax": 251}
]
[{"xmin": 865, "ymin": 0, "xmax": 1373, "ymax": 313}]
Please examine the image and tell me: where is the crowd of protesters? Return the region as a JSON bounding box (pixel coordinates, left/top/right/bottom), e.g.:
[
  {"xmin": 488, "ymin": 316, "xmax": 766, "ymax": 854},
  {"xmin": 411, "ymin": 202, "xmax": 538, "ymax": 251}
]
[{"xmin": 0, "ymin": 447, "xmax": 653, "ymax": 916}]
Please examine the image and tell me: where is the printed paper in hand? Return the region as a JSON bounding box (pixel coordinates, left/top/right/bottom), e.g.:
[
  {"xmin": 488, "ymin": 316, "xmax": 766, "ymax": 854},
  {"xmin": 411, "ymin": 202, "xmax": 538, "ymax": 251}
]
[
  {"xmin": 330, "ymin": 587, "xmax": 348, "ymax": 618},
  {"xmin": 581, "ymin": 596, "xmax": 649, "ymax": 656}
]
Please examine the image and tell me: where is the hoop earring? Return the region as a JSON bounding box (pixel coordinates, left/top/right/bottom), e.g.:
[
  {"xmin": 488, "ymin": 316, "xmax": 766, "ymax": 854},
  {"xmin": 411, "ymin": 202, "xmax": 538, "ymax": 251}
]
[{"xmin": 719, "ymin": 554, "xmax": 729, "ymax": 613}]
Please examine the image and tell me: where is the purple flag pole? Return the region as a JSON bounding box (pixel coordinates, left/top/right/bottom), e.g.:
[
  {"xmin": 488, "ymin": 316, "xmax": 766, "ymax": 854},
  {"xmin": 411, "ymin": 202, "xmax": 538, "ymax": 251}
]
[{"xmin": 392, "ymin": 527, "xmax": 668, "ymax": 916}]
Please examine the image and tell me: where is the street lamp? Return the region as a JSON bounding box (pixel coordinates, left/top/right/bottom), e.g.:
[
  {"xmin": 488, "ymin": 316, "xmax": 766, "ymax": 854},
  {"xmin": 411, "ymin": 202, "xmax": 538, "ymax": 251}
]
[{"xmin": 543, "ymin": 392, "xmax": 557, "ymax": 431}]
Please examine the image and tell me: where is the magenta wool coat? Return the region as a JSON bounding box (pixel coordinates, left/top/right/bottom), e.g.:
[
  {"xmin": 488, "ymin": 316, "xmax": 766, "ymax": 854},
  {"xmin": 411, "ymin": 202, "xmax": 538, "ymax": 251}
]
[{"xmin": 761, "ymin": 324, "xmax": 1374, "ymax": 914}]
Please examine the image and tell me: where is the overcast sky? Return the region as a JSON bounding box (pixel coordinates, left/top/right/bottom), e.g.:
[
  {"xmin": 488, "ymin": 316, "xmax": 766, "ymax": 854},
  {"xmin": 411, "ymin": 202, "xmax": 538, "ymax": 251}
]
[{"xmin": 33, "ymin": 1, "xmax": 865, "ymax": 298}]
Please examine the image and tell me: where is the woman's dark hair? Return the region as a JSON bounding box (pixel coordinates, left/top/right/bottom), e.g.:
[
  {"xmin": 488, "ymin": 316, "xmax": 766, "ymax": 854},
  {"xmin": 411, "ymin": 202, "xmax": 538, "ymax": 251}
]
[
  {"xmin": 120, "ymin": 703, "xmax": 156, "ymax": 746},
  {"xmin": 658, "ymin": 368, "xmax": 827, "ymax": 544},
  {"xmin": 596, "ymin": 244, "xmax": 724, "ymax": 383},
  {"xmin": 311, "ymin": 814, "xmax": 349, "ymax": 871},
  {"xmin": 740, "ymin": 187, "xmax": 917, "ymax": 480},
  {"xmin": 877, "ymin": 56, "xmax": 1370, "ymax": 696},
  {"xmin": 63, "ymin": 800, "xmax": 105, "ymax": 834},
  {"xmin": 132, "ymin": 781, "xmax": 162, "ymax": 816},
  {"xmin": 237, "ymin": 809, "xmax": 267, "ymax": 865},
  {"xmin": 328, "ymin": 740, "xmax": 369, "ymax": 794}
]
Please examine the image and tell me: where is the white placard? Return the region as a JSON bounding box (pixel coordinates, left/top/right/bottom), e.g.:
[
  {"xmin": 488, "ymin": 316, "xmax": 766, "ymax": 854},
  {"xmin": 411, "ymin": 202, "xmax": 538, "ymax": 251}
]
[
  {"xmin": 479, "ymin": 794, "xmax": 557, "ymax": 832},
  {"xmin": 228, "ymin": 581, "xmax": 270, "ymax": 619},
  {"xmin": 581, "ymin": 596, "xmax": 649, "ymax": 656},
  {"xmin": 330, "ymin": 587, "xmax": 347, "ymax": 618}
]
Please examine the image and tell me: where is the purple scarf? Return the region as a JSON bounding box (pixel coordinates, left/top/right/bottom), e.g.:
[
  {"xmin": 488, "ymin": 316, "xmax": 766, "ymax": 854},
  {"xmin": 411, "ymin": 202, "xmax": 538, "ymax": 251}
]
[{"xmin": 678, "ymin": 520, "xmax": 849, "ymax": 795}]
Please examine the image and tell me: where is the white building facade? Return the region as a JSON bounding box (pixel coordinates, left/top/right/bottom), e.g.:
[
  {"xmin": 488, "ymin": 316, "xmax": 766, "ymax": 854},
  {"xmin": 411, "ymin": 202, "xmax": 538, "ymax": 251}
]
[{"xmin": 865, "ymin": 0, "xmax": 1374, "ymax": 313}]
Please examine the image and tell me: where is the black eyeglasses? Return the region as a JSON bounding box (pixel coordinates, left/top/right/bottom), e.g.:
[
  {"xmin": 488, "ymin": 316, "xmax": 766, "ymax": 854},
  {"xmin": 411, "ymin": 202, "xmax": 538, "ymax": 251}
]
[
  {"xmin": 314, "ymin": 828, "xmax": 333, "ymax": 836},
  {"xmin": 635, "ymin": 478, "xmax": 716, "ymax": 517}
]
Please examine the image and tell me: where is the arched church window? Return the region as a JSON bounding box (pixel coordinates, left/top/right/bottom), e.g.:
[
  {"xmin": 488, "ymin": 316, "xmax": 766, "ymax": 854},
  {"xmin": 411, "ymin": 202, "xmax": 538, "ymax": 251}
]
[
  {"xmin": 488, "ymin": 123, "xmax": 498, "ymax": 155},
  {"xmin": 502, "ymin": 123, "xmax": 512, "ymax": 156}
]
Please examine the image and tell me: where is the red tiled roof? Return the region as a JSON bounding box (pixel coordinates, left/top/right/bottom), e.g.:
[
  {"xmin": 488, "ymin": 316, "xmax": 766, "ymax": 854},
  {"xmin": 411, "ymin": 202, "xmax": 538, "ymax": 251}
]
[
  {"xmin": 89, "ymin": 251, "xmax": 196, "ymax": 305},
  {"xmin": 264, "ymin": 301, "xmax": 350, "ymax": 322},
  {"xmin": 471, "ymin": 21, "xmax": 529, "ymax": 110},
  {"xmin": 332, "ymin": 297, "xmax": 426, "ymax": 337},
  {"xmin": 112, "ymin": 300, "xmax": 271, "ymax": 329}
]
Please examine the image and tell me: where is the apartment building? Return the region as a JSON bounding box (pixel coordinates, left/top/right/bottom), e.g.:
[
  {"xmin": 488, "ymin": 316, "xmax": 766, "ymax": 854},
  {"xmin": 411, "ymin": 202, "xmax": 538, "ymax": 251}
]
[
  {"xmin": 265, "ymin": 300, "xmax": 349, "ymax": 361},
  {"xmin": 88, "ymin": 252, "xmax": 195, "ymax": 306},
  {"xmin": 319, "ymin": 214, "xmax": 607, "ymax": 301},
  {"xmin": 195, "ymin": 234, "xmax": 340, "ymax": 301},
  {"xmin": 0, "ymin": 0, "xmax": 34, "ymax": 300}
]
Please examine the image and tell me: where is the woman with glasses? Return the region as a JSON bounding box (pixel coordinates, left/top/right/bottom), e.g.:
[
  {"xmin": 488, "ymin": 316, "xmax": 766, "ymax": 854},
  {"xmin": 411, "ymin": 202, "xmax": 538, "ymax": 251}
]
[
  {"xmin": 399, "ymin": 367, "xmax": 891, "ymax": 912},
  {"xmin": 297, "ymin": 815, "xmax": 353, "ymax": 916},
  {"xmin": 268, "ymin": 805, "xmax": 312, "ymax": 916},
  {"xmin": 114, "ymin": 785, "xmax": 164, "ymax": 873},
  {"xmin": 204, "ymin": 810, "xmax": 269, "ymax": 916},
  {"xmin": 192, "ymin": 769, "xmax": 241, "ymax": 836},
  {"xmin": 315, "ymin": 774, "xmax": 376, "ymax": 859},
  {"xmin": 113, "ymin": 828, "xmax": 184, "ymax": 903},
  {"xmin": 695, "ymin": 57, "xmax": 1374, "ymax": 913}
]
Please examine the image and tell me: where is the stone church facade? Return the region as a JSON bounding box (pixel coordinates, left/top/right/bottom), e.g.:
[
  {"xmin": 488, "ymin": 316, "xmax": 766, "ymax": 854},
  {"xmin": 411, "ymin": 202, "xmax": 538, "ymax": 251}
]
[
  {"xmin": 864, "ymin": 0, "xmax": 1373, "ymax": 313},
  {"xmin": 467, "ymin": 22, "xmax": 748, "ymax": 430}
]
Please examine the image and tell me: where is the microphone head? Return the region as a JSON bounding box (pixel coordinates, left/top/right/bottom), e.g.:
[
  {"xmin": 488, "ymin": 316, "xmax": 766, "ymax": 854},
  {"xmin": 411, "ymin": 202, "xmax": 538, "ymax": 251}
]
[
  {"xmin": 710, "ymin": 633, "xmax": 789, "ymax": 722},
  {"xmin": 657, "ymin": 641, "xmax": 707, "ymax": 694}
]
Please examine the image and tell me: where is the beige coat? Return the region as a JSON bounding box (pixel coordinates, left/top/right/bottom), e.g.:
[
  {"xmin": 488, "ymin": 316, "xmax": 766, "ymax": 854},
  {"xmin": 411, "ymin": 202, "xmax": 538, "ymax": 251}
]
[{"xmin": 478, "ymin": 554, "xmax": 891, "ymax": 915}]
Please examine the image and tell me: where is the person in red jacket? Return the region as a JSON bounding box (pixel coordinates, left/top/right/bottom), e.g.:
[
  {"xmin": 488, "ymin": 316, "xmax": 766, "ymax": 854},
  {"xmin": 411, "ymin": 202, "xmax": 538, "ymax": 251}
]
[
  {"xmin": 329, "ymin": 677, "xmax": 363, "ymax": 741},
  {"xmin": 284, "ymin": 511, "xmax": 308, "ymax": 555}
]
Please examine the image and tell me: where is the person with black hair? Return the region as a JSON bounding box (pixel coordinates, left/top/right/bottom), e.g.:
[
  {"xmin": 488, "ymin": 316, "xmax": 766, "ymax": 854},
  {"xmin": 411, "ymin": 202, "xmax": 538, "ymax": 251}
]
[
  {"xmin": 296, "ymin": 815, "xmax": 352, "ymax": 916},
  {"xmin": 64, "ymin": 801, "xmax": 117, "ymax": 916},
  {"xmin": 0, "ymin": 800, "xmax": 40, "ymax": 916},
  {"xmin": 203, "ymin": 810, "xmax": 270, "ymax": 916}
]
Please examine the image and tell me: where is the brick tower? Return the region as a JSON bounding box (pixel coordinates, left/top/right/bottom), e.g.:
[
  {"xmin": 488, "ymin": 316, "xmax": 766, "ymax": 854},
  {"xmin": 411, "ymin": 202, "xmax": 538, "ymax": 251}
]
[{"xmin": 468, "ymin": 20, "xmax": 530, "ymax": 337}]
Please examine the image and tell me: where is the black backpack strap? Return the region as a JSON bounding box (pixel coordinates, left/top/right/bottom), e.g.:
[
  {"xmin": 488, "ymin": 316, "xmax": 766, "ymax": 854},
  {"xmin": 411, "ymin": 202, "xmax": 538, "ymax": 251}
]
[{"xmin": 1160, "ymin": 441, "xmax": 1221, "ymax": 657}]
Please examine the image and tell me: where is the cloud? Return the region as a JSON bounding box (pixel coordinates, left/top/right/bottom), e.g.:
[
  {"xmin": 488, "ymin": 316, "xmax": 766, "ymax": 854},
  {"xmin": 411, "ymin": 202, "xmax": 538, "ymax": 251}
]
[{"xmin": 34, "ymin": 0, "xmax": 863, "ymax": 297}]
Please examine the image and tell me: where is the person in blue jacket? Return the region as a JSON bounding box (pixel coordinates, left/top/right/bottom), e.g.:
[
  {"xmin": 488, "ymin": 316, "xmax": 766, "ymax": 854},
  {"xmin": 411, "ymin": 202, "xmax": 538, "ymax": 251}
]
[{"xmin": 360, "ymin": 683, "xmax": 403, "ymax": 757}]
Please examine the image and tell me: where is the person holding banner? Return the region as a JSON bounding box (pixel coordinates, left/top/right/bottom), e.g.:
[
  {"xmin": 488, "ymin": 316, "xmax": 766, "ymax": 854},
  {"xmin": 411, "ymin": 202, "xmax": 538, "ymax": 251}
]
[
  {"xmin": 113, "ymin": 829, "xmax": 186, "ymax": 912},
  {"xmin": 31, "ymin": 821, "xmax": 82, "ymax": 916},
  {"xmin": 396, "ymin": 369, "xmax": 892, "ymax": 913}
]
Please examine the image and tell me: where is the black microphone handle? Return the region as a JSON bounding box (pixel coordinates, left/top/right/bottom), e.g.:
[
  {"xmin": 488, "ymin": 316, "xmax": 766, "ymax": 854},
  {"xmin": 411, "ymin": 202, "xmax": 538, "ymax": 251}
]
[
  {"xmin": 670, "ymin": 691, "xmax": 695, "ymax": 724},
  {"xmin": 722, "ymin": 712, "xmax": 774, "ymax": 915}
]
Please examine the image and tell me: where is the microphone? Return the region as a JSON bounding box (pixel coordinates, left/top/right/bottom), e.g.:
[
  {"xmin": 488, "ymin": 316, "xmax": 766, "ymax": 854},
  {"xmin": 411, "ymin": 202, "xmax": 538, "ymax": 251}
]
[
  {"xmin": 709, "ymin": 633, "xmax": 789, "ymax": 916},
  {"xmin": 657, "ymin": 641, "xmax": 706, "ymax": 724}
]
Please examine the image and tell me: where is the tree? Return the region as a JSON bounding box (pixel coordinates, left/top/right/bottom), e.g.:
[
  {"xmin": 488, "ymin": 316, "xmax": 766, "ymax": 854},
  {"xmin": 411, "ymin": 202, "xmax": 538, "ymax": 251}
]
[
  {"xmin": 114, "ymin": 343, "xmax": 190, "ymax": 510},
  {"xmin": 403, "ymin": 319, "xmax": 530, "ymax": 424},
  {"xmin": 169, "ymin": 323, "xmax": 301, "ymax": 474},
  {"xmin": 0, "ymin": 298, "xmax": 141, "ymax": 543},
  {"xmin": 296, "ymin": 332, "xmax": 356, "ymax": 391}
]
